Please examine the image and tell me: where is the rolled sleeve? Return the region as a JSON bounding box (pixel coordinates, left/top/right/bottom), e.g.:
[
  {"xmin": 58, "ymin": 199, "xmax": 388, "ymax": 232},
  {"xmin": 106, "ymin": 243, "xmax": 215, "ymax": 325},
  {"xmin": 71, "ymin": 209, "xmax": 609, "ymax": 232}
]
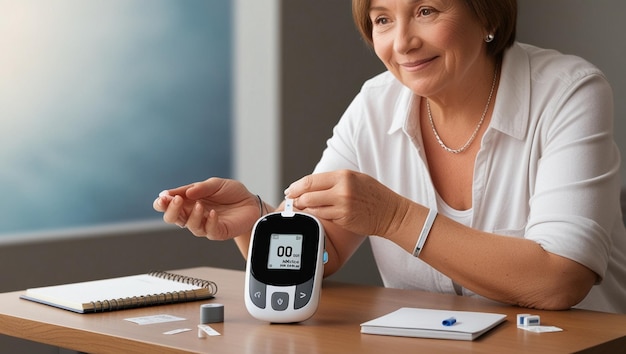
[{"xmin": 525, "ymin": 70, "xmax": 619, "ymax": 280}]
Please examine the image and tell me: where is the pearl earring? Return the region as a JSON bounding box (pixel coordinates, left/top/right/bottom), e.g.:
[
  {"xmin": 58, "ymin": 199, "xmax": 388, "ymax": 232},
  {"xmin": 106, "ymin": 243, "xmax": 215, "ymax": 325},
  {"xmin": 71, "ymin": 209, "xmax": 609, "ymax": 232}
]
[{"xmin": 485, "ymin": 33, "xmax": 494, "ymax": 43}]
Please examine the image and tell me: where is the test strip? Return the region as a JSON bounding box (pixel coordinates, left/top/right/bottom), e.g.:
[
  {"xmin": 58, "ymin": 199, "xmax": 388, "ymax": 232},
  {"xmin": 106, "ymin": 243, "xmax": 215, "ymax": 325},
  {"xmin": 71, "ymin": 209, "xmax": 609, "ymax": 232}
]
[
  {"xmin": 163, "ymin": 328, "xmax": 191, "ymax": 335},
  {"xmin": 197, "ymin": 324, "xmax": 221, "ymax": 338},
  {"xmin": 518, "ymin": 325, "xmax": 563, "ymax": 333},
  {"xmin": 281, "ymin": 198, "xmax": 295, "ymax": 217}
]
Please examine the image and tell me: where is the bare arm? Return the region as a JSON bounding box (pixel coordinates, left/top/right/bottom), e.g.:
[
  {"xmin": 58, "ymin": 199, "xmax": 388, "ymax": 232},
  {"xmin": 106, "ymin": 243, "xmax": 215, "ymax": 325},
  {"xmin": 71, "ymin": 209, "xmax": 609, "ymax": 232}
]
[
  {"xmin": 285, "ymin": 170, "xmax": 597, "ymax": 310},
  {"xmin": 389, "ymin": 202, "xmax": 597, "ymax": 310}
]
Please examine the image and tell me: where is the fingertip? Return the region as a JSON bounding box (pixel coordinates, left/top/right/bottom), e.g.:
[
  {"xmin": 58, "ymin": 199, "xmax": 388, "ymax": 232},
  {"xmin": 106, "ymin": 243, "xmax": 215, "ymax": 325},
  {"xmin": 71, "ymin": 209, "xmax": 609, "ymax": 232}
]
[
  {"xmin": 204, "ymin": 209, "xmax": 220, "ymax": 239},
  {"xmin": 206, "ymin": 209, "xmax": 218, "ymax": 226},
  {"xmin": 159, "ymin": 190, "xmax": 170, "ymax": 197},
  {"xmin": 162, "ymin": 211, "xmax": 175, "ymax": 225},
  {"xmin": 284, "ymin": 182, "xmax": 297, "ymax": 197}
]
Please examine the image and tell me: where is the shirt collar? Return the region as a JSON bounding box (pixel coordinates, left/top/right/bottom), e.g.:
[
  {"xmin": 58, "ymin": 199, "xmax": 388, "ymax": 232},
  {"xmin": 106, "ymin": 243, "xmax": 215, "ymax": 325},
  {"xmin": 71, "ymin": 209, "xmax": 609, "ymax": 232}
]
[
  {"xmin": 387, "ymin": 85, "xmax": 414, "ymax": 135},
  {"xmin": 489, "ymin": 42, "xmax": 530, "ymax": 140}
]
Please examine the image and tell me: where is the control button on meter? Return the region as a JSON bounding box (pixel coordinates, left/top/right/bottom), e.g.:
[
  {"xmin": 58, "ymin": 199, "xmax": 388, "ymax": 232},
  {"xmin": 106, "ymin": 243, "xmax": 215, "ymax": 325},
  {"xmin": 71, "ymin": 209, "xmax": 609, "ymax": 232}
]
[
  {"xmin": 271, "ymin": 292, "xmax": 289, "ymax": 311},
  {"xmin": 249, "ymin": 276, "xmax": 267, "ymax": 309},
  {"xmin": 294, "ymin": 278, "xmax": 314, "ymax": 309}
]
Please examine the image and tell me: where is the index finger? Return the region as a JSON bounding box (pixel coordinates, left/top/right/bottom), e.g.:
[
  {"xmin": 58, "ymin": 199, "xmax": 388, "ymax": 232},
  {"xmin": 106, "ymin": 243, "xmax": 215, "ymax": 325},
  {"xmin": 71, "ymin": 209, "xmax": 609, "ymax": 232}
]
[
  {"xmin": 184, "ymin": 177, "xmax": 229, "ymax": 200},
  {"xmin": 160, "ymin": 183, "xmax": 195, "ymax": 198},
  {"xmin": 284, "ymin": 172, "xmax": 336, "ymax": 198}
]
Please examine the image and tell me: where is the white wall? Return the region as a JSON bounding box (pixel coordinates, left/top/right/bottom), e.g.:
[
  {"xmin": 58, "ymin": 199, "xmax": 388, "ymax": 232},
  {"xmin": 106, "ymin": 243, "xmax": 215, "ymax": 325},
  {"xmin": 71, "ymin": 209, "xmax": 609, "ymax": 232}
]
[
  {"xmin": 233, "ymin": 0, "xmax": 282, "ymax": 206},
  {"xmin": 517, "ymin": 0, "xmax": 626, "ymax": 187}
]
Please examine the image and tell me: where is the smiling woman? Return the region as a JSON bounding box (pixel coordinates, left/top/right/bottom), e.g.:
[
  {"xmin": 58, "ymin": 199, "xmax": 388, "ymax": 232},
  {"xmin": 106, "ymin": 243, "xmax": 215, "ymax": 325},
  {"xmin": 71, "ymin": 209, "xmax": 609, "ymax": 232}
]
[
  {"xmin": 0, "ymin": 0, "xmax": 232, "ymax": 236},
  {"xmin": 152, "ymin": 0, "xmax": 626, "ymax": 315}
]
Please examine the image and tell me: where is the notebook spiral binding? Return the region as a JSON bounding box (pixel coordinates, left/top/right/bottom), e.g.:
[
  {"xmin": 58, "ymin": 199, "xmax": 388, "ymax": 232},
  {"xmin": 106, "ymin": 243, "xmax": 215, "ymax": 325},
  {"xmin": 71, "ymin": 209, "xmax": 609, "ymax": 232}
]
[
  {"xmin": 88, "ymin": 271, "xmax": 218, "ymax": 312},
  {"xmin": 148, "ymin": 270, "xmax": 218, "ymax": 292}
]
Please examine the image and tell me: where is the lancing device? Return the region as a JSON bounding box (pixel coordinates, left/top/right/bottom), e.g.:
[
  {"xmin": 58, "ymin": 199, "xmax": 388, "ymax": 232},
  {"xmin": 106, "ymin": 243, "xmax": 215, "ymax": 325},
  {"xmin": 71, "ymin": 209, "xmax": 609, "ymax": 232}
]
[{"xmin": 244, "ymin": 198, "xmax": 325, "ymax": 323}]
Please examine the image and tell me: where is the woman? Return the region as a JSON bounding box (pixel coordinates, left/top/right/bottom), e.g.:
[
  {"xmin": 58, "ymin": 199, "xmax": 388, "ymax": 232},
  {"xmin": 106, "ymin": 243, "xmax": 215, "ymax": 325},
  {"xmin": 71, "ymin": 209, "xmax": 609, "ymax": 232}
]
[{"xmin": 154, "ymin": 0, "xmax": 626, "ymax": 313}]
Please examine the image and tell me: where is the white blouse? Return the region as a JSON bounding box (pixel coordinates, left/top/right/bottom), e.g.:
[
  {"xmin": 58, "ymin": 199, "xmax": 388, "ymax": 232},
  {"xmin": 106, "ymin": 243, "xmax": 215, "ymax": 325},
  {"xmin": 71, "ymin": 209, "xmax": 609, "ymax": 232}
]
[{"xmin": 313, "ymin": 42, "xmax": 626, "ymax": 313}]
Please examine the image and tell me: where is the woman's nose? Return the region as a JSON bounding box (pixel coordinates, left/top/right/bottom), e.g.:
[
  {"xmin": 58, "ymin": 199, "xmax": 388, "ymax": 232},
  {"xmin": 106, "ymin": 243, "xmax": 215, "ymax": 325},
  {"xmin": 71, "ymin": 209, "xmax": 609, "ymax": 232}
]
[{"xmin": 393, "ymin": 21, "xmax": 420, "ymax": 54}]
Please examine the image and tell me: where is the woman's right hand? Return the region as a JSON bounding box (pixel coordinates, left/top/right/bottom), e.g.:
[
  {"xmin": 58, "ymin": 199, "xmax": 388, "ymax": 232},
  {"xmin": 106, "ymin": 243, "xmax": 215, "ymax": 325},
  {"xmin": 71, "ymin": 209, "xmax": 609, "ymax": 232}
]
[{"xmin": 153, "ymin": 177, "xmax": 263, "ymax": 240}]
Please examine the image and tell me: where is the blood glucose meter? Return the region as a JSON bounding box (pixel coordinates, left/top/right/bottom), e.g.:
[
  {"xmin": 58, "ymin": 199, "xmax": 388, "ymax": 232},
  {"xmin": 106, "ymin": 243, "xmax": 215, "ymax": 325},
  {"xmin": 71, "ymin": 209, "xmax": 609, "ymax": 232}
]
[{"xmin": 244, "ymin": 199, "xmax": 325, "ymax": 323}]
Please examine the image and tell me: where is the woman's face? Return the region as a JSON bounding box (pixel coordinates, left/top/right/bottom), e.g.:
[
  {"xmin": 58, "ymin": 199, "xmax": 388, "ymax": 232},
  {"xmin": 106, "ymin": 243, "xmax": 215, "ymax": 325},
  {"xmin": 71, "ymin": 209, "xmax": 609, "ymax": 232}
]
[{"xmin": 369, "ymin": 0, "xmax": 490, "ymax": 98}]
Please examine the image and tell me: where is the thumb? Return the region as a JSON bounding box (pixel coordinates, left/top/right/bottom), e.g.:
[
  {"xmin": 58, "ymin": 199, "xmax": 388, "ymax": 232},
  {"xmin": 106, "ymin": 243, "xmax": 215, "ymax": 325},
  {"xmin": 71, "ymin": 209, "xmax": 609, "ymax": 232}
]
[{"xmin": 185, "ymin": 177, "xmax": 226, "ymax": 200}]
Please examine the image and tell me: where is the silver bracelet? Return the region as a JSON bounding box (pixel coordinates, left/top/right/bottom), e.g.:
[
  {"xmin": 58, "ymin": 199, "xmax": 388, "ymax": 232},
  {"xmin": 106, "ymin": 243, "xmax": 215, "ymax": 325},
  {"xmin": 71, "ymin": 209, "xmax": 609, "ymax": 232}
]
[
  {"xmin": 256, "ymin": 195, "xmax": 267, "ymax": 217},
  {"xmin": 413, "ymin": 209, "xmax": 437, "ymax": 258}
]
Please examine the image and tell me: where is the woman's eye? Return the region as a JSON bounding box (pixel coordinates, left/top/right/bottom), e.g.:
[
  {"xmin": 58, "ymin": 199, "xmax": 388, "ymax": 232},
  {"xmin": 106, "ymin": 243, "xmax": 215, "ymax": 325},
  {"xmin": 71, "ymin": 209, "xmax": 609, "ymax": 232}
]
[
  {"xmin": 419, "ymin": 8, "xmax": 434, "ymax": 16},
  {"xmin": 373, "ymin": 16, "xmax": 390, "ymax": 25}
]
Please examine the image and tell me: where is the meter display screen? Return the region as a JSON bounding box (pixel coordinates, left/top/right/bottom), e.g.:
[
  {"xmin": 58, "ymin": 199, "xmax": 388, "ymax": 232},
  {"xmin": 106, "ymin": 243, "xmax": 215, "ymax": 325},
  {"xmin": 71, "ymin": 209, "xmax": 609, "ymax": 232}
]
[{"xmin": 267, "ymin": 233, "xmax": 303, "ymax": 270}]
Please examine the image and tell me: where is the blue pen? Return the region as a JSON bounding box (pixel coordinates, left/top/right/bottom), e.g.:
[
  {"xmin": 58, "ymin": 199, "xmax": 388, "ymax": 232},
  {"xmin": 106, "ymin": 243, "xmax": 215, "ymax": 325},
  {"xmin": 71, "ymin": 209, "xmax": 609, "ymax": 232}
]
[{"xmin": 442, "ymin": 317, "xmax": 457, "ymax": 326}]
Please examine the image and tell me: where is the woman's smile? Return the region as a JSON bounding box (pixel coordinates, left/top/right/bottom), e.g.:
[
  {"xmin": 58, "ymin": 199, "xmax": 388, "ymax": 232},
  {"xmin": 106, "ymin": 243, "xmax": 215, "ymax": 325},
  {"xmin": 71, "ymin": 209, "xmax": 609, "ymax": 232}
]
[{"xmin": 398, "ymin": 56, "xmax": 439, "ymax": 72}]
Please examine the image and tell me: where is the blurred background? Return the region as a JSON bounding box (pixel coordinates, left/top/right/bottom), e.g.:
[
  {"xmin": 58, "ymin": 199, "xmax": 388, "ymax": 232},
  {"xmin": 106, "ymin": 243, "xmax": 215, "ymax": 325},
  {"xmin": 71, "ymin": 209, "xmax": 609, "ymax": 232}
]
[{"xmin": 0, "ymin": 0, "xmax": 232, "ymax": 236}]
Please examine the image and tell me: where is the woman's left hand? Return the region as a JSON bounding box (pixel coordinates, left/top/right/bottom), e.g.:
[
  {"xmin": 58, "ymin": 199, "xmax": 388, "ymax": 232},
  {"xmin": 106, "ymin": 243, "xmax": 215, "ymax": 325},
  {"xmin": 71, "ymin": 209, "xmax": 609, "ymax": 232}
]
[{"xmin": 284, "ymin": 170, "xmax": 411, "ymax": 237}]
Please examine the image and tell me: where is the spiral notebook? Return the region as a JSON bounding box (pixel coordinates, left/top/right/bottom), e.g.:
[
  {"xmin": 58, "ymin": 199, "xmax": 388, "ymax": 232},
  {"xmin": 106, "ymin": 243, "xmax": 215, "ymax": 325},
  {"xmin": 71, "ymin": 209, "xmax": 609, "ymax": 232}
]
[{"xmin": 20, "ymin": 271, "xmax": 218, "ymax": 313}]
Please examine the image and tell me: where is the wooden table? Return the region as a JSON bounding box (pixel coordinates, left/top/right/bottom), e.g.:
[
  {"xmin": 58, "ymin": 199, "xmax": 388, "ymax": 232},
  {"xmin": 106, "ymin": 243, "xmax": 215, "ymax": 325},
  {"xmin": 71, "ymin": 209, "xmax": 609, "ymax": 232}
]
[{"xmin": 1, "ymin": 267, "xmax": 625, "ymax": 353}]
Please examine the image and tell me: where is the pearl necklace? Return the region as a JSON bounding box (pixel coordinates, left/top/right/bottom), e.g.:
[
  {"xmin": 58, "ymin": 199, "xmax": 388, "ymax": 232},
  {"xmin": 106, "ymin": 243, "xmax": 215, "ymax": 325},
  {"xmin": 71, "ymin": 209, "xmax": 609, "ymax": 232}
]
[{"xmin": 427, "ymin": 66, "xmax": 498, "ymax": 154}]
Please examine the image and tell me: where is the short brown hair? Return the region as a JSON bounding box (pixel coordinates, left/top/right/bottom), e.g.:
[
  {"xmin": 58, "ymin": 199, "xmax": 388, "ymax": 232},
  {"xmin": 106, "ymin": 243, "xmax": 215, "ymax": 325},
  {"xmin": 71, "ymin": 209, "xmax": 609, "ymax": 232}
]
[{"xmin": 352, "ymin": 0, "xmax": 517, "ymax": 58}]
